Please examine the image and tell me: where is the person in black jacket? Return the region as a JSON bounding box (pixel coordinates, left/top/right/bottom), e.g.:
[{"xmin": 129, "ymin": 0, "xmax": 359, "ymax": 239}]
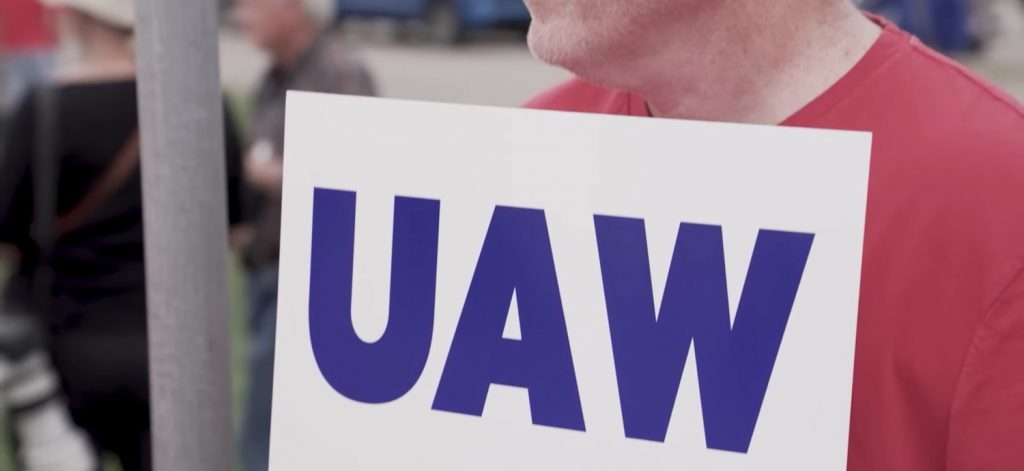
[
  {"xmin": 0, "ymin": 0, "xmax": 245, "ymax": 469},
  {"xmin": 0, "ymin": 313, "xmax": 94, "ymax": 471}
]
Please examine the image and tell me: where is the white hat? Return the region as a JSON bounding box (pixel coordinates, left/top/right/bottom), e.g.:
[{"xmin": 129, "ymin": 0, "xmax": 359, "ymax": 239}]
[{"xmin": 44, "ymin": 0, "xmax": 135, "ymax": 31}]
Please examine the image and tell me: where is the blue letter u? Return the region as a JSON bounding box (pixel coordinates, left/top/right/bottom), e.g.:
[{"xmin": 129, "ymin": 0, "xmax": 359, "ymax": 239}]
[{"xmin": 309, "ymin": 188, "xmax": 440, "ymax": 404}]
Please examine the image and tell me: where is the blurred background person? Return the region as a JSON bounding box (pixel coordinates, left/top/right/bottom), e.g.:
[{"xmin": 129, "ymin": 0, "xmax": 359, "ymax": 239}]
[
  {"xmin": 0, "ymin": 0, "xmax": 56, "ymax": 127},
  {"xmin": 0, "ymin": 315, "xmax": 95, "ymax": 471},
  {"xmin": 230, "ymin": 0, "xmax": 375, "ymax": 469},
  {"xmin": 0, "ymin": 0, "xmax": 246, "ymax": 469}
]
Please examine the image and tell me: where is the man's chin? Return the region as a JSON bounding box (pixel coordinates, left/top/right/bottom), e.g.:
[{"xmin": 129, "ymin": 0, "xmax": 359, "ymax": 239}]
[
  {"xmin": 527, "ymin": 26, "xmax": 585, "ymax": 70},
  {"xmin": 526, "ymin": 27, "xmax": 553, "ymax": 64}
]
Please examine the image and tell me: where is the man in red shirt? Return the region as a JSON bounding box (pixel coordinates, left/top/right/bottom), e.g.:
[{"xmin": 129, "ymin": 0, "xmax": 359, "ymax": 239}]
[
  {"xmin": 0, "ymin": 0, "xmax": 55, "ymax": 115},
  {"xmin": 523, "ymin": 1, "xmax": 1024, "ymax": 469}
]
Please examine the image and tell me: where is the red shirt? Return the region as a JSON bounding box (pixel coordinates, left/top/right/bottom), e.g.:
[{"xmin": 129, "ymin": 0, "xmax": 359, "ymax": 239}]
[
  {"xmin": 0, "ymin": 0, "xmax": 55, "ymax": 52},
  {"xmin": 527, "ymin": 18, "xmax": 1024, "ymax": 471}
]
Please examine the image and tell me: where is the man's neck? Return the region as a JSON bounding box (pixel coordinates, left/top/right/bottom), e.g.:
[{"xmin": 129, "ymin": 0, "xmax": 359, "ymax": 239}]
[{"xmin": 601, "ymin": 2, "xmax": 881, "ymax": 124}]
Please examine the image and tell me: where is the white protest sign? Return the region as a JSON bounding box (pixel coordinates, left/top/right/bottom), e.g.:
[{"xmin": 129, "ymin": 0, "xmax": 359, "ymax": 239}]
[{"xmin": 271, "ymin": 92, "xmax": 871, "ymax": 470}]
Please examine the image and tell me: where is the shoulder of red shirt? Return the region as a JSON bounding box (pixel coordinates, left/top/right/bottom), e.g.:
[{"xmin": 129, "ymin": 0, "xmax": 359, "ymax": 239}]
[
  {"xmin": 523, "ymin": 20, "xmax": 1024, "ymax": 253},
  {"xmin": 522, "ymin": 18, "xmax": 1024, "ymax": 470}
]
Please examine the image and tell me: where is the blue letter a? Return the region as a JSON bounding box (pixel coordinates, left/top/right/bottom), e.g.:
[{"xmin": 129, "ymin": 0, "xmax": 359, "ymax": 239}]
[
  {"xmin": 309, "ymin": 188, "xmax": 440, "ymax": 404},
  {"xmin": 594, "ymin": 217, "xmax": 813, "ymax": 453},
  {"xmin": 432, "ymin": 206, "xmax": 586, "ymax": 432}
]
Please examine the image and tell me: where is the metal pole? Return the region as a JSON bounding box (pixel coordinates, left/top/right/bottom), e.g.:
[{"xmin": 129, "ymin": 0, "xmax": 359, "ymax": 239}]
[{"xmin": 133, "ymin": 0, "xmax": 234, "ymax": 469}]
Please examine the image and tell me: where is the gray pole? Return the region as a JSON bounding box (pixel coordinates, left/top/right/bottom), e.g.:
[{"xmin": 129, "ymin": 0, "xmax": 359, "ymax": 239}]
[{"xmin": 134, "ymin": 0, "xmax": 234, "ymax": 470}]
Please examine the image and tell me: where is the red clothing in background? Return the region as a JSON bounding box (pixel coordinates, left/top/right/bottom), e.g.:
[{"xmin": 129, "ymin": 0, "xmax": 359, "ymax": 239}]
[
  {"xmin": 528, "ymin": 18, "xmax": 1024, "ymax": 471},
  {"xmin": 0, "ymin": 0, "xmax": 55, "ymax": 52}
]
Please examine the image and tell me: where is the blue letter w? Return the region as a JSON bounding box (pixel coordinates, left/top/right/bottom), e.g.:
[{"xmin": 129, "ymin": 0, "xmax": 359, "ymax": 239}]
[
  {"xmin": 309, "ymin": 188, "xmax": 440, "ymax": 404},
  {"xmin": 594, "ymin": 217, "xmax": 813, "ymax": 453}
]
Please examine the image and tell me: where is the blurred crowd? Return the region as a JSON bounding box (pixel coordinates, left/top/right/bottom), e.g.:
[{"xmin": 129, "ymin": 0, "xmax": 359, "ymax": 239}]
[
  {"xmin": 0, "ymin": 0, "xmax": 1020, "ymax": 470},
  {"xmin": 0, "ymin": 0, "xmax": 372, "ymax": 470}
]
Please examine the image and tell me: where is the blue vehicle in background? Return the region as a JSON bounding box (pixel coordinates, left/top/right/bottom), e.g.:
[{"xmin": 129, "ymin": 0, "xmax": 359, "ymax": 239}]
[{"xmin": 336, "ymin": 0, "xmax": 532, "ymax": 43}]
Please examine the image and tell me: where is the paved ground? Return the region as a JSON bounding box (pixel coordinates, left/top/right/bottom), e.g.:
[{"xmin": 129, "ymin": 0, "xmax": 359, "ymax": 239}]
[
  {"xmin": 963, "ymin": 0, "xmax": 1024, "ymax": 98},
  {"xmin": 221, "ymin": 1, "xmax": 1024, "ymax": 108}
]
